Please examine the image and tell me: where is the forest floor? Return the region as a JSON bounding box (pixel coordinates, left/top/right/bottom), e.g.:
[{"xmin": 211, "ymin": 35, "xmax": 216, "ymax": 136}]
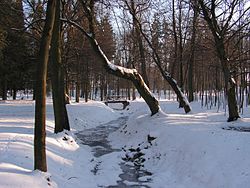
[{"xmin": 1, "ymin": 99, "xmax": 250, "ymax": 188}]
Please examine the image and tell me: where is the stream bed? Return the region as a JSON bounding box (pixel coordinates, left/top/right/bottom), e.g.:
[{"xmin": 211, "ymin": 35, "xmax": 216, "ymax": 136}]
[{"xmin": 76, "ymin": 116, "xmax": 152, "ymax": 188}]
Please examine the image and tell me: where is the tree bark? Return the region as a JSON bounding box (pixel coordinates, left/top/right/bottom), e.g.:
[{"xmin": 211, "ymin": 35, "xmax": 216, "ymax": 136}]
[
  {"xmin": 93, "ymin": 39, "xmax": 159, "ymax": 115},
  {"xmin": 65, "ymin": 72, "xmax": 70, "ymax": 104},
  {"xmin": 34, "ymin": 0, "xmax": 56, "ymax": 172},
  {"xmin": 1, "ymin": 77, "xmax": 7, "ymax": 100},
  {"xmin": 13, "ymin": 87, "xmax": 17, "ymax": 100},
  {"xmin": 198, "ymin": 0, "xmax": 240, "ymax": 121},
  {"xmin": 50, "ymin": 0, "xmax": 70, "ymax": 133},
  {"xmin": 64, "ymin": 1, "xmax": 160, "ymax": 115},
  {"xmin": 75, "ymin": 81, "xmax": 80, "ymax": 103},
  {"xmin": 178, "ymin": 0, "xmax": 184, "ymax": 92},
  {"xmin": 171, "ymin": 0, "xmax": 178, "ymax": 78},
  {"xmin": 216, "ymin": 40, "xmax": 239, "ymax": 121},
  {"xmin": 68, "ymin": 22, "xmax": 159, "ymax": 115},
  {"xmin": 125, "ymin": 0, "xmax": 191, "ymax": 113},
  {"xmin": 222, "ymin": 59, "xmax": 240, "ymax": 122},
  {"xmin": 130, "ymin": 0, "xmax": 149, "ymax": 87},
  {"xmin": 188, "ymin": 0, "xmax": 198, "ymax": 102}
]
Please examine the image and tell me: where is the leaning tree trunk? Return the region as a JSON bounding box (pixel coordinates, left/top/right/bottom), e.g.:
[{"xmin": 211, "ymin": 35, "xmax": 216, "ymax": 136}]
[
  {"xmin": 34, "ymin": 0, "xmax": 56, "ymax": 172},
  {"xmin": 50, "ymin": 0, "xmax": 70, "ymax": 133},
  {"xmin": 94, "ymin": 40, "xmax": 159, "ymax": 115},
  {"xmin": 125, "ymin": 2, "xmax": 191, "ymax": 113},
  {"xmin": 137, "ymin": 28, "xmax": 191, "ymax": 113},
  {"xmin": 94, "ymin": 45, "xmax": 159, "ymax": 114},
  {"xmin": 64, "ymin": 19, "xmax": 159, "ymax": 115}
]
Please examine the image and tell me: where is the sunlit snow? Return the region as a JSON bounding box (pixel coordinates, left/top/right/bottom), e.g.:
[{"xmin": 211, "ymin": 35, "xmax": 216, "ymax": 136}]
[{"xmin": 0, "ymin": 99, "xmax": 250, "ymax": 187}]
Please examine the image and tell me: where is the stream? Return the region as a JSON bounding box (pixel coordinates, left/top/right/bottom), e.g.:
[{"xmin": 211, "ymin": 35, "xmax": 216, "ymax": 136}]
[{"xmin": 76, "ymin": 116, "xmax": 152, "ymax": 188}]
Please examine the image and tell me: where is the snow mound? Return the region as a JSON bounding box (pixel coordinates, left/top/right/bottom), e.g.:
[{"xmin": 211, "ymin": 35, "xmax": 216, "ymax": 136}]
[{"xmin": 67, "ymin": 101, "xmax": 121, "ymax": 131}]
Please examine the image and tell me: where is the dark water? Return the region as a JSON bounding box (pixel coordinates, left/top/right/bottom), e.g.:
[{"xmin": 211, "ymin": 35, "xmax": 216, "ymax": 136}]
[
  {"xmin": 76, "ymin": 116, "xmax": 152, "ymax": 188},
  {"xmin": 107, "ymin": 162, "xmax": 152, "ymax": 188},
  {"xmin": 76, "ymin": 117, "xmax": 127, "ymax": 157}
]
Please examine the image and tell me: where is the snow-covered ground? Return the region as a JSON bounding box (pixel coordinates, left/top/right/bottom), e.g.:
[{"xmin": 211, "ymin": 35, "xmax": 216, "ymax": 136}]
[{"xmin": 0, "ymin": 99, "xmax": 250, "ymax": 188}]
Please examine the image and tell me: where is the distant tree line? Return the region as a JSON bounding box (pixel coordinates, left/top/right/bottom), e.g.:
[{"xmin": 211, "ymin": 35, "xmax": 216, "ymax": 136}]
[
  {"xmin": 0, "ymin": 0, "xmax": 31, "ymax": 100},
  {"xmin": 0, "ymin": 1, "xmax": 249, "ymax": 117}
]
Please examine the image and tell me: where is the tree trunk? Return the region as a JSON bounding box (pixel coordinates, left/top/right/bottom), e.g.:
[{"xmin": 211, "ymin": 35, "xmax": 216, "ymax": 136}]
[
  {"xmin": 164, "ymin": 72, "xmax": 191, "ymax": 113},
  {"xmin": 171, "ymin": 0, "xmax": 178, "ymax": 78},
  {"xmin": 125, "ymin": 2, "xmax": 191, "ymax": 113},
  {"xmin": 136, "ymin": 29, "xmax": 149, "ymax": 87},
  {"xmin": 75, "ymin": 81, "xmax": 80, "ymax": 103},
  {"xmin": 84, "ymin": 61, "xmax": 89, "ymax": 102},
  {"xmin": 198, "ymin": 0, "xmax": 240, "ymax": 121},
  {"xmin": 32, "ymin": 81, "xmax": 36, "ymax": 100},
  {"xmin": 217, "ymin": 41, "xmax": 240, "ymax": 121},
  {"xmin": 188, "ymin": 0, "xmax": 198, "ymax": 102},
  {"xmin": 66, "ymin": 2, "xmax": 159, "ymax": 115},
  {"xmin": 1, "ymin": 77, "xmax": 7, "ymax": 100},
  {"xmin": 100, "ymin": 78, "xmax": 104, "ymax": 101},
  {"xmin": 65, "ymin": 72, "xmax": 70, "ymax": 104},
  {"xmin": 178, "ymin": 0, "xmax": 184, "ymax": 93},
  {"xmin": 88, "ymin": 33, "xmax": 159, "ymax": 115},
  {"xmin": 131, "ymin": 0, "xmax": 150, "ymax": 87},
  {"xmin": 84, "ymin": 82, "xmax": 89, "ymax": 102},
  {"xmin": 127, "ymin": 81, "xmax": 131, "ymax": 100},
  {"xmin": 144, "ymin": 37, "xmax": 191, "ymax": 113},
  {"xmin": 50, "ymin": 0, "xmax": 70, "ymax": 133},
  {"xmin": 226, "ymin": 71, "xmax": 240, "ymax": 122},
  {"xmin": 34, "ymin": 0, "xmax": 56, "ymax": 172},
  {"xmin": 13, "ymin": 87, "xmax": 17, "ymax": 100},
  {"xmin": 132, "ymin": 87, "xmax": 136, "ymax": 100}
]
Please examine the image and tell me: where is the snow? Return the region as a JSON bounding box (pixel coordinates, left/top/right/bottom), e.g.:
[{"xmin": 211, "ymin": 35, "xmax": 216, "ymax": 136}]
[
  {"xmin": 94, "ymin": 37, "xmax": 137, "ymax": 76},
  {"xmin": 1, "ymin": 99, "xmax": 250, "ymax": 187},
  {"xmin": 110, "ymin": 101, "xmax": 250, "ymax": 188},
  {"xmin": 107, "ymin": 61, "xmax": 137, "ymax": 75},
  {"xmin": 67, "ymin": 100, "xmax": 120, "ymax": 131}
]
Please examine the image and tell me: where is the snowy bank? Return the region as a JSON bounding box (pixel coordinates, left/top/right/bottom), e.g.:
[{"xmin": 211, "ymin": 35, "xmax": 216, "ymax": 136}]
[
  {"xmin": 0, "ymin": 100, "xmax": 120, "ymax": 188},
  {"xmin": 109, "ymin": 100, "xmax": 250, "ymax": 188}
]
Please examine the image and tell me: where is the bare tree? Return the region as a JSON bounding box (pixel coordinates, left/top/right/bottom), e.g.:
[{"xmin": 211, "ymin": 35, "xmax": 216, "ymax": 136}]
[
  {"xmin": 187, "ymin": 0, "xmax": 199, "ymax": 102},
  {"xmin": 123, "ymin": 0, "xmax": 192, "ymax": 113},
  {"xmin": 129, "ymin": 0, "xmax": 150, "ymax": 87},
  {"xmin": 198, "ymin": 0, "xmax": 250, "ymax": 121},
  {"xmin": 34, "ymin": 0, "xmax": 56, "ymax": 172},
  {"xmin": 50, "ymin": 0, "xmax": 70, "ymax": 133},
  {"xmin": 63, "ymin": 0, "xmax": 159, "ymax": 115}
]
